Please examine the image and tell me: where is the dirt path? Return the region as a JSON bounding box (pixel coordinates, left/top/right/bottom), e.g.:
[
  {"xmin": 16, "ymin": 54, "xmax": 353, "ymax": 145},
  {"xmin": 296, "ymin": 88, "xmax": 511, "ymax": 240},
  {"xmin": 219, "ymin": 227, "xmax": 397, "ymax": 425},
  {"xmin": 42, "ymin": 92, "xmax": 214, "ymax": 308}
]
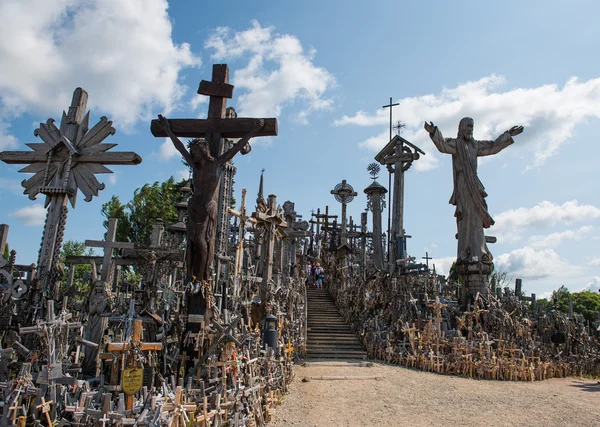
[{"xmin": 271, "ymin": 361, "xmax": 600, "ymax": 427}]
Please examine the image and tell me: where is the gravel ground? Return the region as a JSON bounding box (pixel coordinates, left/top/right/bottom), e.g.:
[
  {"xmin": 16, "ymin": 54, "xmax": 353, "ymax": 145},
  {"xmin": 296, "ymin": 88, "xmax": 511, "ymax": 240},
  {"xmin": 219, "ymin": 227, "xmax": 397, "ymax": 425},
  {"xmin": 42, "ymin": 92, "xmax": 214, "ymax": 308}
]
[{"xmin": 270, "ymin": 360, "xmax": 600, "ymax": 427}]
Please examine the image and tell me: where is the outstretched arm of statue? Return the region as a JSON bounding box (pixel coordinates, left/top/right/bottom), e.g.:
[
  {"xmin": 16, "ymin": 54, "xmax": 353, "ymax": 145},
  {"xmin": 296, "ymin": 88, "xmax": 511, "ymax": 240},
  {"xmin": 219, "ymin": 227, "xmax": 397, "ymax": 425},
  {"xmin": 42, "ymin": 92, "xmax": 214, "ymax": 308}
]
[
  {"xmin": 157, "ymin": 114, "xmax": 193, "ymax": 166},
  {"xmin": 477, "ymin": 125, "xmax": 524, "ymax": 157},
  {"xmin": 218, "ymin": 119, "xmax": 265, "ymax": 165},
  {"xmin": 425, "ymin": 121, "xmax": 456, "ymax": 155}
]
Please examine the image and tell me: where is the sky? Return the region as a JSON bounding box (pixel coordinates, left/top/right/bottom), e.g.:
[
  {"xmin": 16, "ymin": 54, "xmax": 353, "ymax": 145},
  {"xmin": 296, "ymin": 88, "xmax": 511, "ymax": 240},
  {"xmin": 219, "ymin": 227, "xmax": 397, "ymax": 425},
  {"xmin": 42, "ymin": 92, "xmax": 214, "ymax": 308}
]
[{"xmin": 1, "ymin": 0, "xmax": 599, "ymax": 299}]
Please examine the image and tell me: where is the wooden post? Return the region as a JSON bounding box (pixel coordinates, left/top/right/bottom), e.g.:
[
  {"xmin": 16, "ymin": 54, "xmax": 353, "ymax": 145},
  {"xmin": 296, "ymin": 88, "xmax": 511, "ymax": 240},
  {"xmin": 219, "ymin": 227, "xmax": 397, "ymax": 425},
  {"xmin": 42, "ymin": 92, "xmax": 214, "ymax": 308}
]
[
  {"xmin": 85, "ymin": 218, "xmax": 134, "ymax": 282},
  {"xmin": 36, "ymin": 397, "xmax": 53, "ymax": 427},
  {"xmin": 0, "ymin": 224, "xmax": 8, "ymax": 258},
  {"xmin": 515, "ymin": 278, "xmax": 522, "ymax": 298}
]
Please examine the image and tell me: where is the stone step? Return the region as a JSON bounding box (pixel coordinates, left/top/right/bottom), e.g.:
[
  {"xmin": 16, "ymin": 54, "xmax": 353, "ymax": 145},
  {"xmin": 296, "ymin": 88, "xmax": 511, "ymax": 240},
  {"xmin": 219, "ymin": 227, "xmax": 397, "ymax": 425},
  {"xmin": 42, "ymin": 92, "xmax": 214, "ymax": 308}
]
[
  {"xmin": 307, "ymin": 343, "xmax": 364, "ymax": 350},
  {"xmin": 308, "ymin": 319, "xmax": 350, "ymax": 329},
  {"xmin": 306, "ymin": 351, "xmax": 368, "ymax": 359},
  {"xmin": 306, "ymin": 288, "xmax": 367, "ymax": 360},
  {"xmin": 308, "ymin": 337, "xmax": 362, "ymax": 343}
]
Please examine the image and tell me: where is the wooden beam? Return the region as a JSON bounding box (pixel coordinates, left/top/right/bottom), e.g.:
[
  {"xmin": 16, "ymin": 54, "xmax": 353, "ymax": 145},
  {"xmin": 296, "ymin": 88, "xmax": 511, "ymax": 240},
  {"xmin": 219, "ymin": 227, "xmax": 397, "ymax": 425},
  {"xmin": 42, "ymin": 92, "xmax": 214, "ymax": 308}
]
[
  {"xmin": 205, "ymin": 64, "xmax": 230, "ymax": 120},
  {"xmin": 149, "ymin": 118, "xmax": 278, "ymax": 138},
  {"xmin": 107, "ymin": 342, "xmax": 162, "ymax": 352},
  {"xmin": 0, "ymin": 151, "xmax": 142, "ymax": 165},
  {"xmin": 198, "ymin": 80, "xmax": 234, "ymax": 99}
]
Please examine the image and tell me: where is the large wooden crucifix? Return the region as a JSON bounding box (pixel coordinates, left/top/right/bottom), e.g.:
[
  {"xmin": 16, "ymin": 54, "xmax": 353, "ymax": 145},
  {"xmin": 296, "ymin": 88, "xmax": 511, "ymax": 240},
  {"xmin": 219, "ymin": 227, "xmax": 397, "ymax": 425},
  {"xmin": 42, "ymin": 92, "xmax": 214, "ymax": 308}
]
[
  {"xmin": 150, "ymin": 64, "xmax": 277, "ymax": 285},
  {"xmin": 0, "ymin": 88, "xmax": 141, "ymax": 300}
]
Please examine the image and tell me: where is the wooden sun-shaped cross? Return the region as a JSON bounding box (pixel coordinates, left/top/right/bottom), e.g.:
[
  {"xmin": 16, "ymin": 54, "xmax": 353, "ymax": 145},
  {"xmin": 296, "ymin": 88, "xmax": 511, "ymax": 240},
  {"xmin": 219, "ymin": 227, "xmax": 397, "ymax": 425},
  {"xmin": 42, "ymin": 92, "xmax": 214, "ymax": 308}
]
[{"xmin": 0, "ymin": 88, "xmax": 141, "ymax": 208}]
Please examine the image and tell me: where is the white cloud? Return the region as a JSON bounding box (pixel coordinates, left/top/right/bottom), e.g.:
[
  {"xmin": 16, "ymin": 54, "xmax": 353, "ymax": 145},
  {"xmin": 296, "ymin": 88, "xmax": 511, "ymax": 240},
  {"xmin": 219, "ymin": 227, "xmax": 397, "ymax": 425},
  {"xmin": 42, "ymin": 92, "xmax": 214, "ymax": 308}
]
[
  {"xmin": 205, "ymin": 20, "xmax": 336, "ymax": 122},
  {"xmin": 0, "ymin": 119, "xmax": 18, "ymax": 151},
  {"xmin": 590, "ymin": 257, "xmax": 600, "ymax": 266},
  {"xmin": 336, "ymin": 75, "xmax": 600, "ymax": 168},
  {"xmin": 492, "ymin": 201, "xmax": 600, "ymax": 241},
  {"xmin": 528, "ymin": 225, "xmax": 594, "ymax": 249},
  {"xmin": 0, "ymin": 0, "xmax": 200, "ymax": 133},
  {"xmin": 158, "ymin": 137, "xmax": 180, "ymax": 161},
  {"xmin": 107, "ymin": 173, "xmax": 117, "ymax": 185},
  {"xmin": 431, "ymin": 256, "xmax": 456, "ymax": 275},
  {"xmin": 495, "ymin": 246, "xmax": 582, "ymax": 280},
  {"xmin": 189, "ymin": 95, "xmax": 208, "ymax": 112},
  {"xmin": 579, "ymin": 277, "xmax": 600, "ymax": 293},
  {"xmin": 0, "ymin": 178, "xmax": 24, "ymax": 195},
  {"xmin": 174, "ymin": 168, "xmax": 190, "ymax": 182},
  {"xmin": 9, "ymin": 204, "xmax": 46, "ymax": 226}
]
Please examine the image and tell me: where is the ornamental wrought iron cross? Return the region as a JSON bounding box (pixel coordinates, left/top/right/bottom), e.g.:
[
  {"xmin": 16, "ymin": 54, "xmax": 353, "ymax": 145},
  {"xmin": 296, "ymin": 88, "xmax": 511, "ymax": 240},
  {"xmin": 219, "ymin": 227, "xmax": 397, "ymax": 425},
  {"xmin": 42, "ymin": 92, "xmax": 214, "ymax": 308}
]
[{"xmin": 0, "ymin": 88, "xmax": 141, "ymax": 298}]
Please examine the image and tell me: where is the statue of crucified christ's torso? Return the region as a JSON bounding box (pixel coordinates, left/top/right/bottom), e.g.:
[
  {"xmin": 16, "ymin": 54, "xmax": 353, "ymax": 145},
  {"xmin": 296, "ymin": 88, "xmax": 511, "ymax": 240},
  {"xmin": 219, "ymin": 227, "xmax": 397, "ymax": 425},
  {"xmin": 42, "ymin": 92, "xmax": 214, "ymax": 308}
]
[
  {"xmin": 424, "ymin": 118, "xmax": 523, "ymax": 264},
  {"xmin": 158, "ymin": 115, "xmax": 264, "ymax": 284}
]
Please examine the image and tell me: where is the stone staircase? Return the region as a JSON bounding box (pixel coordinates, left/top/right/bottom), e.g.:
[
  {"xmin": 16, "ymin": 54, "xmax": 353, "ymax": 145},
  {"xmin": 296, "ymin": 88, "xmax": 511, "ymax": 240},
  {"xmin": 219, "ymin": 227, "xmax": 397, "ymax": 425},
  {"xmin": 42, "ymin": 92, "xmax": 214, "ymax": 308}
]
[{"xmin": 306, "ymin": 288, "xmax": 367, "ymax": 359}]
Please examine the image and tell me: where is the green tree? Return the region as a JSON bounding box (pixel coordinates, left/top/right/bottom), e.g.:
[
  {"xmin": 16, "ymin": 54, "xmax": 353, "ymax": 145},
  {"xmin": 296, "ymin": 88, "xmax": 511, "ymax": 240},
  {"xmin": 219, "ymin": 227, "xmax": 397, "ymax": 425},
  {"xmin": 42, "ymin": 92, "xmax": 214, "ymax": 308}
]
[
  {"xmin": 571, "ymin": 291, "xmax": 600, "ymax": 323},
  {"xmin": 552, "ymin": 285, "xmax": 571, "ymax": 313},
  {"xmin": 537, "ymin": 286, "xmax": 600, "ymax": 323},
  {"xmin": 101, "ymin": 177, "xmax": 186, "ymax": 246},
  {"xmin": 60, "ymin": 240, "xmax": 94, "ymax": 293},
  {"xmin": 536, "ymin": 298, "xmax": 554, "ymax": 314},
  {"xmin": 127, "ymin": 177, "xmax": 185, "ymax": 245},
  {"xmin": 101, "ymin": 195, "xmax": 132, "ymax": 242}
]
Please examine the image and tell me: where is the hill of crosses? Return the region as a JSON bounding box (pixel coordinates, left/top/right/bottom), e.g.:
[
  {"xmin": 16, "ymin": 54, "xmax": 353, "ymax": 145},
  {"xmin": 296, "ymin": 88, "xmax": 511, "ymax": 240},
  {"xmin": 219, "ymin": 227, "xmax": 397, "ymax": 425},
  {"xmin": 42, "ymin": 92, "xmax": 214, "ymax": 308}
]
[{"xmin": 0, "ymin": 64, "xmax": 599, "ymax": 426}]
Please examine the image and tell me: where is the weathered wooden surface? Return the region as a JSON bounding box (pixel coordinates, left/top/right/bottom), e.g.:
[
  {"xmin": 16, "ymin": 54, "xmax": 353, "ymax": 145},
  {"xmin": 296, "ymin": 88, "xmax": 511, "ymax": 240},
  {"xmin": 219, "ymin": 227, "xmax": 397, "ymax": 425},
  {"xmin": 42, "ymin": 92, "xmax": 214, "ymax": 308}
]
[{"xmin": 150, "ymin": 117, "xmax": 278, "ymax": 138}]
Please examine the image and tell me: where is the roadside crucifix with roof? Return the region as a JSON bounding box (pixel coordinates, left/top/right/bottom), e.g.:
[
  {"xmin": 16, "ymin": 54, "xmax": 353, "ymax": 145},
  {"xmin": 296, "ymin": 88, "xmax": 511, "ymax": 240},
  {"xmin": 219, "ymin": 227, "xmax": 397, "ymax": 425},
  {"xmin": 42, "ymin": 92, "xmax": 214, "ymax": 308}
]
[{"xmin": 375, "ymin": 132, "xmax": 425, "ymax": 274}]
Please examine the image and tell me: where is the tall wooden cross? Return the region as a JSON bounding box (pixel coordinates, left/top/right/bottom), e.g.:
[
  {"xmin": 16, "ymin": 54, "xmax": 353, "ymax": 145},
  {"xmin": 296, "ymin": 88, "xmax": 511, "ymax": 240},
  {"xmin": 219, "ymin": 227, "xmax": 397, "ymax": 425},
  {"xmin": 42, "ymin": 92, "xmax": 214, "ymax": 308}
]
[
  {"xmin": 375, "ymin": 135, "xmax": 424, "ymax": 272},
  {"xmin": 85, "ymin": 218, "xmax": 134, "ymax": 282},
  {"xmin": 252, "ymin": 194, "xmax": 287, "ymax": 311},
  {"xmin": 150, "ymin": 64, "xmax": 277, "ymax": 157},
  {"xmin": 227, "ymin": 188, "xmax": 257, "ymax": 279},
  {"xmin": 150, "ymin": 64, "xmax": 277, "ymax": 345},
  {"xmin": 312, "ymin": 206, "xmax": 337, "ymax": 256},
  {"xmin": 0, "ymin": 88, "xmax": 141, "ymax": 299}
]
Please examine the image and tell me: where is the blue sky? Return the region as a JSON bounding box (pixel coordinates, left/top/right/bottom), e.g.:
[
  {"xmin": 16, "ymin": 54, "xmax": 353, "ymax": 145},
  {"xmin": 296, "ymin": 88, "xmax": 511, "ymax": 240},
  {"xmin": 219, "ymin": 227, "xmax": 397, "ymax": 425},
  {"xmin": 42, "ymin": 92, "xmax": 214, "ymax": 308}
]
[{"xmin": 1, "ymin": 0, "xmax": 599, "ymax": 298}]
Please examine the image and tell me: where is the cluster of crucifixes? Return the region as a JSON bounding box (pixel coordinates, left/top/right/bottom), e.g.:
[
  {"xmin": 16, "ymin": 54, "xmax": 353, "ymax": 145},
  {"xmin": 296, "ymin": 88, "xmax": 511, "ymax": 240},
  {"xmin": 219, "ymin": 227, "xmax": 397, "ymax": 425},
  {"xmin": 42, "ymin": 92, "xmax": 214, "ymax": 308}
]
[
  {"xmin": 304, "ymin": 122, "xmax": 429, "ymax": 279},
  {"xmin": 0, "ymin": 64, "xmax": 311, "ymax": 426}
]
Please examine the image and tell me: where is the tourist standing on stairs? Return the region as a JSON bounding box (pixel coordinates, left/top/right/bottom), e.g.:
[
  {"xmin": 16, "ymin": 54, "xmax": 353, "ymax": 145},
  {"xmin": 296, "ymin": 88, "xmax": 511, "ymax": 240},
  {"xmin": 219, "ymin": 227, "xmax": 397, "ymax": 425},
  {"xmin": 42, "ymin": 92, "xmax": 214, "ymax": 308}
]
[
  {"xmin": 314, "ymin": 263, "xmax": 325, "ymax": 289},
  {"xmin": 305, "ymin": 259, "xmax": 313, "ymax": 287}
]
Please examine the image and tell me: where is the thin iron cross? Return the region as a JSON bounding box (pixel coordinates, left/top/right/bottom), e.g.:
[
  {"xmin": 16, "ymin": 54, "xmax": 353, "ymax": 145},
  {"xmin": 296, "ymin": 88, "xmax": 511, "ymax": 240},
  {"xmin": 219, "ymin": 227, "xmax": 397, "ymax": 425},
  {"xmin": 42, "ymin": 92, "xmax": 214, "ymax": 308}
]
[
  {"xmin": 382, "ymin": 97, "xmax": 399, "ymax": 264},
  {"xmin": 382, "ymin": 97, "xmax": 399, "ymax": 142}
]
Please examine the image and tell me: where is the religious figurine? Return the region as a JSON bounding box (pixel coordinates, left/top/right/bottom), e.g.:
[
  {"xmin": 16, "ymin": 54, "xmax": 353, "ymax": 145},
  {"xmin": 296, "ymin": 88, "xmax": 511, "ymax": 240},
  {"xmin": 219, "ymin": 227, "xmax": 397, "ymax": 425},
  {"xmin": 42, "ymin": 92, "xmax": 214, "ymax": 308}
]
[
  {"xmin": 157, "ymin": 115, "xmax": 264, "ymax": 286},
  {"xmin": 83, "ymin": 279, "xmax": 111, "ymax": 376},
  {"xmin": 424, "ymin": 118, "xmax": 523, "ymax": 263}
]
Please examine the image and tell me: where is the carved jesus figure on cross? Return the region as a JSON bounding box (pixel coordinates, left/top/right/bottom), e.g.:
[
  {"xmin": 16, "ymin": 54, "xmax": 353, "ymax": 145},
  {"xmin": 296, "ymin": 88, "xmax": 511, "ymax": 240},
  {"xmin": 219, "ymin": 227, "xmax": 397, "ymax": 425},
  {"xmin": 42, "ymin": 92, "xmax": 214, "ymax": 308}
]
[{"xmin": 158, "ymin": 115, "xmax": 264, "ymax": 284}]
